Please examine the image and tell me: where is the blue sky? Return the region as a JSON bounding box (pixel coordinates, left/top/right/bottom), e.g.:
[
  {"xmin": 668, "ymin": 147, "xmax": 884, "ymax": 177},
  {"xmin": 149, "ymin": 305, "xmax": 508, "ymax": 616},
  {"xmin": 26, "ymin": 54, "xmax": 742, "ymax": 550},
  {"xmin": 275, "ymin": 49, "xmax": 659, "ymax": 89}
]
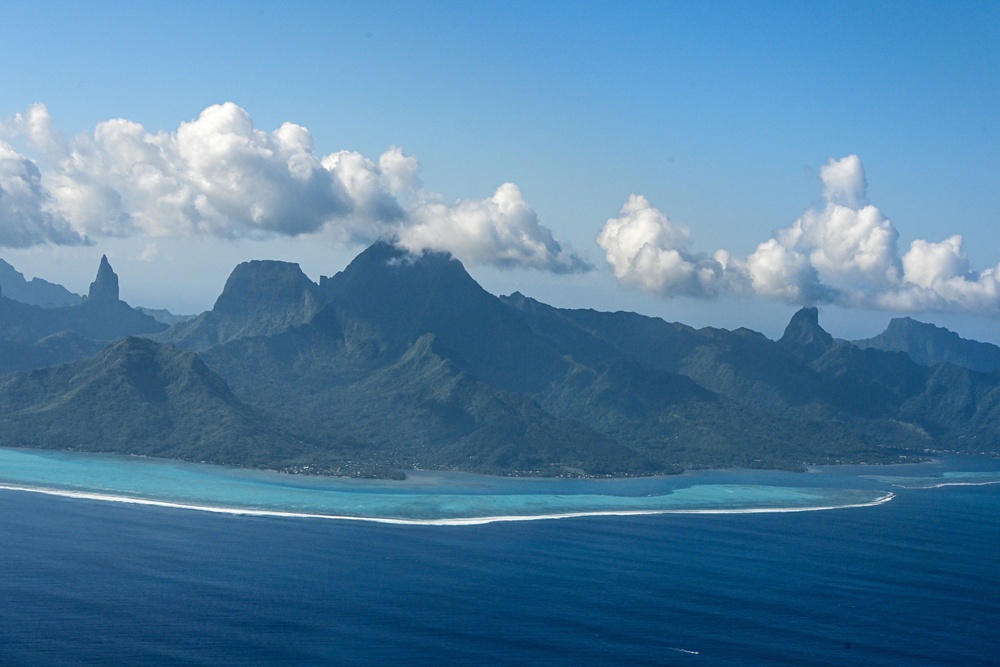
[{"xmin": 1, "ymin": 1, "xmax": 998, "ymax": 342}]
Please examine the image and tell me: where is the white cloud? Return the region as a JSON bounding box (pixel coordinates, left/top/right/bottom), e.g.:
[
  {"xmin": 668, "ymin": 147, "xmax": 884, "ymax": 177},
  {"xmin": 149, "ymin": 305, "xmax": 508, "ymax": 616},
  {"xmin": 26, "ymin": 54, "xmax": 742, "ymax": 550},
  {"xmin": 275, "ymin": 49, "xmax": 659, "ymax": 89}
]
[
  {"xmin": 596, "ymin": 194, "xmax": 743, "ymax": 297},
  {"xmin": 765, "ymin": 155, "xmax": 901, "ymax": 300},
  {"xmin": 378, "ymin": 146, "xmax": 421, "ymax": 196},
  {"xmin": 61, "ymin": 103, "xmax": 355, "ymax": 238},
  {"xmin": 901, "ymin": 235, "xmax": 969, "ymax": 290},
  {"xmin": 320, "ymin": 149, "xmax": 404, "ymax": 240},
  {"xmin": 887, "ymin": 236, "xmax": 1000, "ymax": 313},
  {"xmin": 602, "ymin": 154, "xmax": 1000, "ymax": 315},
  {"xmin": 820, "ymin": 154, "xmax": 867, "ymax": 208},
  {"xmin": 0, "ymin": 103, "xmax": 588, "ymax": 274},
  {"xmin": 399, "ymin": 182, "xmax": 590, "ymax": 273},
  {"xmin": 746, "ymin": 239, "xmax": 832, "ymax": 304},
  {"xmin": 0, "ymin": 140, "xmax": 87, "ymax": 247},
  {"xmin": 2, "ymin": 103, "xmax": 65, "ymax": 161}
]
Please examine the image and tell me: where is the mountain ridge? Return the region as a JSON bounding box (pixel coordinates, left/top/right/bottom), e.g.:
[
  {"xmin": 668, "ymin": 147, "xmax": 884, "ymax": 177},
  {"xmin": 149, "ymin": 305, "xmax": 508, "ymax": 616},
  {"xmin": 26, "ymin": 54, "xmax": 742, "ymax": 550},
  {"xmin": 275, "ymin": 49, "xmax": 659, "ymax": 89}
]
[
  {"xmin": 157, "ymin": 259, "xmax": 322, "ymax": 351},
  {"xmin": 2, "ymin": 241, "xmax": 1000, "ymax": 477},
  {"xmin": 0, "ymin": 258, "xmax": 82, "ymax": 308},
  {"xmin": 854, "ymin": 316, "xmax": 1000, "ymax": 373}
]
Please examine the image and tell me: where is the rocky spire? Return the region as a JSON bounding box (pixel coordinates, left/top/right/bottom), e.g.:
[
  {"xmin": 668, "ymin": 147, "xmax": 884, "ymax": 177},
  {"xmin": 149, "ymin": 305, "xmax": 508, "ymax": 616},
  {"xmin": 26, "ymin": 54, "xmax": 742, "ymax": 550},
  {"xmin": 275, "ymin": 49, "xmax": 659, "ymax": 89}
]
[
  {"xmin": 88, "ymin": 255, "xmax": 120, "ymax": 302},
  {"xmin": 778, "ymin": 306, "xmax": 834, "ymax": 361}
]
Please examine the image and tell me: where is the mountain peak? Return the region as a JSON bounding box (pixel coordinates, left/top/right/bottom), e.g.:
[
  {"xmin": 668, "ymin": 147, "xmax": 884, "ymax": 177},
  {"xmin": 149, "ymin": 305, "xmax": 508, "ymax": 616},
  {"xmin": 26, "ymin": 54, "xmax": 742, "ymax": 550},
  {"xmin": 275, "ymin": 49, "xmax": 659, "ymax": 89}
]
[
  {"xmin": 326, "ymin": 240, "xmax": 467, "ymax": 284},
  {"xmin": 213, "ymin": 260, "xmax": 320, "ymax": 316},
  {"xmin": 853, "ymin": 316, "xmax": 1000, "ymax": 372},
  {"xmin": 157, "ymin": 260, "xmax": 323, "ymax": 351},
  {"xmin": 0, "ymin": 259, "xmax": 81, "ymax": 308},
  {"xmin": 778, "ymin": 306, "xmax": 834, "ymax": 360},
  {"xmin": 87, "ymin": 255, "xmax": 119, "ymax": 302},
  {"xmin": 321, "ymin": 241, "xmax": 482, "ymax": 315},
  {"xmin": 321, "ymin": 240, "xmax": 562, "ymax": 392}
]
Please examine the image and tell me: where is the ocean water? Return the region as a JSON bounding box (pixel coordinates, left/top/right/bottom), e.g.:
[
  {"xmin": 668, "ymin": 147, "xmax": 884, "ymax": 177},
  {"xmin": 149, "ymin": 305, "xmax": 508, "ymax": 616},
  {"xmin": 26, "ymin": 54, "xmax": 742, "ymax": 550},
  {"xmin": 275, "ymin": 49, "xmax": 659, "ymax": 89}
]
[{"xmin": 1, "ymin": 451, "xmax": 999, "ymax": 665}]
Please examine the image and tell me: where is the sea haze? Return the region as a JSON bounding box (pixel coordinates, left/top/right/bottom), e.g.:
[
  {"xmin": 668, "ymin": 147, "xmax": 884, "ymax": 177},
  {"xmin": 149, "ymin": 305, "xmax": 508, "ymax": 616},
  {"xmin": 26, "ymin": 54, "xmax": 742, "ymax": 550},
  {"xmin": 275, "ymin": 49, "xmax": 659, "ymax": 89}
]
[{"xmin": 1, "ymin": 457, "xmax": 999, "ymax": 665}]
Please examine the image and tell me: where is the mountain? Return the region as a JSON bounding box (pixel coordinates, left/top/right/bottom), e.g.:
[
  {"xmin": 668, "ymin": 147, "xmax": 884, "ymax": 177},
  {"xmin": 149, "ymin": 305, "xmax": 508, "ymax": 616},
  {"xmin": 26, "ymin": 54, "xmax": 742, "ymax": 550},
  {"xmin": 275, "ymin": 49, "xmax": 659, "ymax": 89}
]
[
  {"xmin": 0, "ymin": 331, "xmax": 105, "ymax": 376},
  {"xmin": 198, "ymin": 311, "xmax": 652, "ymax": 476},
  {"xmin": 193, "ymin": 243, "xmax": 932, "ymax": 472},
  {"xmin": 5, "ymin": 240, "xmax": 1000, "ymax": 478},
  {"xmin": 0, "ymin": 255, "xmax": 165, "ymax": 344},
  {"xmin": 0, "ymin": 337, "xmax": 321, "ymax": 471},
  {"xmin": 0, "ymin": 290, "xmax": 166, "ymax": 344},
  {"xmin": 502, "ymin": 294, "xmax": 836, "ymax": 419},
  {"xmin": 155, "ymin": 249, "xmax": 648, "ymax": 476},
  {"xmin": 157, "ymin": 260, "xmax": 322, "ymax": 351},
  {"xmin": 0, "ymin": 258, "xmax": 82, "ymax": 308},
  {"xmin": 502, "ymin": 295, "xmax": 930, "ymax": 466},
  {"xmin": 87, "ymin": 255, "xmax": 119, "ymax": 302},
  {"xmin": 853, "ymin": 317, "xmax": 1000, "ymax": 373},
  {"xmin": 136, "ymin": 307, "xmax": 196, "ymax": 326},
  {"xmin": 778, "ymin": 306, "xmax": 835, "ymax": 361},
  {"xmin": 0, "ymin": 256, "xmax": 167, "ymax": 375},
  {"xmin": 319, "ymin": 241, "xmax": 566, "ymax": 393}
]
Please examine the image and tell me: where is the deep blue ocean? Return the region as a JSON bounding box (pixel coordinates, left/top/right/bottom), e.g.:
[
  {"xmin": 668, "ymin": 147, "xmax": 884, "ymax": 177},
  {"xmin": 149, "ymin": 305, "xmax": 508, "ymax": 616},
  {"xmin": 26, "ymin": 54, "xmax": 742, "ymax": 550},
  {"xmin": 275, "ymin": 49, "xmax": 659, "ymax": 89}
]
[{"xmin": 1, "ymin": 454, "xmax": 999, "ymax": 665}]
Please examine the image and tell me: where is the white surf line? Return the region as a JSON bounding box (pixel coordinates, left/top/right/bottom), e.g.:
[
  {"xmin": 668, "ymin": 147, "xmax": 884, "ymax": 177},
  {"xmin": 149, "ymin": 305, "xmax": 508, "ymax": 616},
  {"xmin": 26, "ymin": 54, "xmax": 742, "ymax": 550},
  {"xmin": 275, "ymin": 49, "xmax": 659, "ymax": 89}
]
[
  {"xmin": 0, "ymin": 484, "xmax": 895, "ymax": 526},
  {"xmin": 894, "ymin": 480, "xmax": 1000, "ymax": 489}
]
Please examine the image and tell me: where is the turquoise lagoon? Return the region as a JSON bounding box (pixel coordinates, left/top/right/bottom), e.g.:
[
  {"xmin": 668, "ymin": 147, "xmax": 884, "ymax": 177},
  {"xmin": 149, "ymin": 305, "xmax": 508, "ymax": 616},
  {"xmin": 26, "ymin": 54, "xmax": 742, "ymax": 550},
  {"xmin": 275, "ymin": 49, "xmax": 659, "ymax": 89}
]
[{"xmin": 5, "ymin": 448, "xmax": 996, "ymax": 524}]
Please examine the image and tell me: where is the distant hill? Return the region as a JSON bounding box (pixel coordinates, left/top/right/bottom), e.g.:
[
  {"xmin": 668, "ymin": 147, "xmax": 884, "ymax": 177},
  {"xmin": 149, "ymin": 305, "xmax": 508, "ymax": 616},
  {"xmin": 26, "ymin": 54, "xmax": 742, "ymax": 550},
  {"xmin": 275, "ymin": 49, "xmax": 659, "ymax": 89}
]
[
  {"xmin": 4, "ymin": 241, "xmax": 1000, "ymax": 478},
  {"xmin": 0, "ymin": 259, "xmax": 82, "ymax": 308},
  {"xmin": 0, "ymin": 256, "xmax": 165, "ymax": 344},
  {"xmin": 853, "ymin": 317, "xmax": 1000, "ymax": 373},
  {"xmin": 136, "ymin": 307, "xmax": 196, "ymax": 326},
  {"xmin": 0, "ymin": 256, "xmax": 167, "ymax": 375}
]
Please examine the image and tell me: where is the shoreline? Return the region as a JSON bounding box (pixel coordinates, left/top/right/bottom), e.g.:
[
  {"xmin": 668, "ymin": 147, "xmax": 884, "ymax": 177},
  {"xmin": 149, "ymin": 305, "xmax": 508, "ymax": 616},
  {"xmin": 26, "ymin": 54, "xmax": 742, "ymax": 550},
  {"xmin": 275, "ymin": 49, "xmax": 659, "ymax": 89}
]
[
  {"xmin": 1, "ymin": 446, "xmax": 972, "ymax": 484},
  {"xmin": 0, "ymin": 483, "xmax": 896, "ymax": 526}
]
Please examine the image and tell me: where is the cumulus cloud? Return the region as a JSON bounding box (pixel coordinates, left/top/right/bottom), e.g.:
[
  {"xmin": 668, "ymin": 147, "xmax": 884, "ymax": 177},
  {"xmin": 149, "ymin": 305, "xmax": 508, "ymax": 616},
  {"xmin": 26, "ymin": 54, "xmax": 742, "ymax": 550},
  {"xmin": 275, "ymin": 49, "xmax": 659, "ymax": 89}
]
[
  {"xmin": 398, "ymin": 183, "xmax": 589, "ymax": 273},
  {"xmin": 0, "ymin": 140, "xmax": 87, "ymax": 247},
  {"xmin": 600, "ymin": 154, "xmax": 1000, "ymax": 315},
  {"xmin": 887, "ymin": 236, "xmax": 1000, "ymax": 313},
  {"xmin": 596, "ymin": 194, "xmax": 743, "ymax": 296},
  {"xmin": 0, "ymin": 103, "xmax": 587, "ymax": 273},
  {"xmin": 378, "ymin": 146, "xmax": 421, "ymax": 196},
  {"xmin": 49, "ymin": 104, "xmax": 355, "ymax": 239},
  {"xmin": 2, "ymin": 103, "xmax": 66, "ymax": 161},
  {"xmin": 820, "ymin": 153, "xmax": 867, "ymax": 208},
  {"xmin": 745, "ymin": 239, "xmax": 829, "ymax": 304}
]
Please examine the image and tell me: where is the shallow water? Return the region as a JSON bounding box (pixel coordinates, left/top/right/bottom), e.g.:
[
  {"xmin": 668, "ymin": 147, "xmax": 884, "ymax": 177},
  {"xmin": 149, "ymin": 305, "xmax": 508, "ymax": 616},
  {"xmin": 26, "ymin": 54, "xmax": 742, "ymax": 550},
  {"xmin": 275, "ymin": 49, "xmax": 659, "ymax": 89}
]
[{"xmin": 0, "ymin": 447, "xmax": 939, "ymax": 522}]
